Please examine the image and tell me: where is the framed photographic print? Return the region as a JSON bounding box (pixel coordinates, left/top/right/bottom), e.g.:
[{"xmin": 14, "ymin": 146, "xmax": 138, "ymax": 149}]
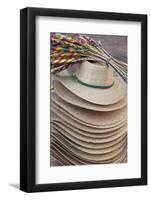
[{"xmin": 20, "ymin": 7, "xmax": 147, "ymax": 192}]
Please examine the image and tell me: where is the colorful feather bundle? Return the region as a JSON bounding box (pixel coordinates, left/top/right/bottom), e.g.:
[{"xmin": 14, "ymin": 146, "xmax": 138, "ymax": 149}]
[{"xmin": 50, "ymin": 33, "xmax": 127, "ymax": 83}]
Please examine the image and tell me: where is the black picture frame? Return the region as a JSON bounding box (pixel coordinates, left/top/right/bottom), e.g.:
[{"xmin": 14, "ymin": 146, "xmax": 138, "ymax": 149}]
[{"xmin": 20, "ymin": 7, "xmax": 147, "ymax": 193}]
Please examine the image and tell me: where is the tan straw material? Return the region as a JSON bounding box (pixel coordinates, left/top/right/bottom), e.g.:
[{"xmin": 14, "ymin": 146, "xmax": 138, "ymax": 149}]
[
  {"xmin": 51, "ymin": 147, "xmax": 127, "ymax": 165},
  {"xmin": 51, "ymin": 129, "xmax": 127, "ymax": 150},
  {"xmin": 51, "ymin": 124, "xmax": 127, "ymax": 144},
  {"xmin": 51, "ymin": 139, "xmax": 127, "ymax": 162},
  {"xmin": 52, "ymin": 120, "xmax": 127, "ymax": 139},
  {"xmin": 51, "ymin": 100, "xmax": 127, "ymax": 128},
  {"xmin": 52, "ymin": 112, "xmax": 127, "ymax": 133},
  {"xmin": 51, "ymin": 143, "xmax": 127, "ymax": 165},
  {"xmin": 53, "ymin": 80, "xmax": 127, "ymax": 112},
  {"xmin": 51, "ymin": 130, "xmax": 127, "ymax": 154},
  {"xmin": 56, "ymin": 61, "xmax": 127, "ymax": 105}
]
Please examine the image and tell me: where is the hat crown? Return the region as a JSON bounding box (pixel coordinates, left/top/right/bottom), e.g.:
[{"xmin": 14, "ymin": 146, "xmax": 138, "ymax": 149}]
[{"xmin": 76, "ymin": 61, "xmax": 114, "ymax": 87}]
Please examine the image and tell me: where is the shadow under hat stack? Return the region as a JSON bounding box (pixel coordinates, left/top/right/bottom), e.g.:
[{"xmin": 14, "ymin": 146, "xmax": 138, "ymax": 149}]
[{"xmin": 50, "ymin": 61, "xmax": 127, "ymax": 166}]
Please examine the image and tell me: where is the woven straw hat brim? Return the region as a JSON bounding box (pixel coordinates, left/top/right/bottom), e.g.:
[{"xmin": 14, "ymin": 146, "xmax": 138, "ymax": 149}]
[
  {"xmin": 53, "ymin": 80, "xmax": 127, "ymax": 111},
  {"xmin": 52, "ymin": 112, "xmax": 127, "ymax": 133},
  {"xmin": 51, "ymin": 152, "xmax": 74, "ymax": 166},
  {"xmin": 51, "ymin": 123, "xmax": 127, "ymax": 145},
  {"xmin": 51, "ymin": 150, "xmax": 79, "ymax": 166},
  {"xmin": 122, "ymin": 153, "xmax": 127, "ymax": 163},
  {"xmin": 51, "ymin": 140, "xmax": 127, "ymax": 165},
  {"xmin": 51, "ymin": 99, "xmax": 127, "ymax": 128},
  {"xmin": 51, "ymin": 145, "xmax": 127, "ymax": 165},
  {"xmin": 52, "ymin": 120, "xmax": 127, "ymax": 139},
  {"xmin": 56, "ymin": 75, "xmax": 127, "ymax": 105},
  {"xmin": 51, "ymin": 146, "xmax": 127, "ymax": 166},
  {"xmin": 51, "ymin": 129, "xmax": 127, "ymax": 154},
  {"xmin": 51, "ymin": 138, "xmax": 127, "ymax": 162},
  {"xmin": 50, "ymin": 156, "xmax": 63, "ymax": 166},
  {"xmin": 52, "ymin": 103, "xmax": 126, "ymax": 129},
  {"xmin": 51, "ymin": 126, "xmax": 127, "ymax": 149}
]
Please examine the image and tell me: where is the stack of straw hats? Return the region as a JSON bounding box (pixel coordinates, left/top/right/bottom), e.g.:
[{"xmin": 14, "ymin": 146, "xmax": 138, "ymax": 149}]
[{"xmin": 51, "ymin": 61, "xmax": 127, "ymax": 166}]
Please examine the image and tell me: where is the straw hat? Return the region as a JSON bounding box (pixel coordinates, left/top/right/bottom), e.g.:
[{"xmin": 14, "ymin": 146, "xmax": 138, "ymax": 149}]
[
  {"xmin": 51, "ymin": 123, "xmax": 126, "ymax": 143},
  {"xmin": 56, "ymin": 61, "xmax": 127, "ymax": 105},
  {"xmin": 51, "ymin": 112, "xmax": 127, "ymax": 133},
  {"xmin": 52, "ymin": 103, "xmax": 126, "ymax": 129},
  {"xmin": 51, "ymin": 95, "xmax": 127, "ymax": 128},
  {"xmin": 51, "ymin": 143, "xmax": 127, "ymax": 165},
  {"xmin": 52, "ymin": 120, "xmax": 127, "ymax": 139},
  {"xmin": 51, "ymin": 125, "xmax": 127, "ymax": 147},
  {"xmin": 51, "ymin": 138, "xmax": 127, "ymax": 162},
  {"xmin": 53, "ymin": 80, "xmax": 127, "ymax": 112},
  {"xmin": 51, "ymin": 130, "xmax": 127, "ymax": 155}
]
